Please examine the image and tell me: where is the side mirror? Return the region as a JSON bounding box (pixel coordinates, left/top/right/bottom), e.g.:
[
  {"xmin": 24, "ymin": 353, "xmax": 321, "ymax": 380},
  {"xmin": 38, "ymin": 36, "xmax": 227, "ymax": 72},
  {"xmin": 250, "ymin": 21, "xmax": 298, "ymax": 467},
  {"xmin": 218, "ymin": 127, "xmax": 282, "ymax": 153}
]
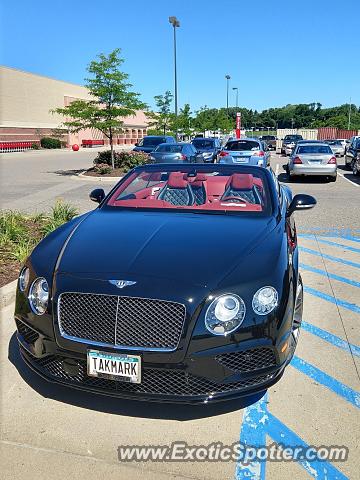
[
  {"xmin": 90, "ymin": 188, "xmax": 105, "ymax": 204},
  {"xmin": 134, "ymin": 142, "xmax": 139, "ymax": 146},
  {"xmin": 286, "ymin": 194, "xmax": 316, "ymax": 217}
]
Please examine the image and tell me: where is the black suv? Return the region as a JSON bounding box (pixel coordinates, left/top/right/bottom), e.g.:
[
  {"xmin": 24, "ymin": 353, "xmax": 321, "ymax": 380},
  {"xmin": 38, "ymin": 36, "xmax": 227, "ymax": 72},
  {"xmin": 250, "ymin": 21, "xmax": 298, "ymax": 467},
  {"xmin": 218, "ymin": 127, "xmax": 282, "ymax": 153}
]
[
  {"xmin": 191, "ymin": 137, "xmax": 221, "ymax": 162},
  {"xmin": 345, "ymin": 136, "xmax": 360, "ymax": 169}
]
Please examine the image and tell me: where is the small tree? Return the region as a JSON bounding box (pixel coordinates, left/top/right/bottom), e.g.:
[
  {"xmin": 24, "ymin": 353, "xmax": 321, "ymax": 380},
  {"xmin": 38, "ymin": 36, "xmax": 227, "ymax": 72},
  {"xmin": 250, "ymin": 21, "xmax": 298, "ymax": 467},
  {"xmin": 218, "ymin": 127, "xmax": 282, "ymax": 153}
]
[
  {"xmin": 53, "ymin": 49, "xmax": 145, "ymax": 168},
  {"xmin": 147, "ymin": 91, "xmax": 174, "ymax": 135}
]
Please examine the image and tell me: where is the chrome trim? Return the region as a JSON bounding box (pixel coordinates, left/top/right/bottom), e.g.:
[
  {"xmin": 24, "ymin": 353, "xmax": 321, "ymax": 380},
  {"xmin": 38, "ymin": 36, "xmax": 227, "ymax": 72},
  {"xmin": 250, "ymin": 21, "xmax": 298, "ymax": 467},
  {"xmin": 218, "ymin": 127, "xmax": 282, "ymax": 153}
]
[{"xmin": 57, "ymin": 292, "xmax": 186, "ymax": 352}]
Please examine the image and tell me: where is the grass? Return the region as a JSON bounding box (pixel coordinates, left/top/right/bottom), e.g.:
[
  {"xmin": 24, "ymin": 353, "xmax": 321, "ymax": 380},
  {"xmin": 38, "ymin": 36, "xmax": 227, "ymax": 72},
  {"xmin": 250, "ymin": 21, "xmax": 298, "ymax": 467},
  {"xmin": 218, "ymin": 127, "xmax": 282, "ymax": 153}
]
[
  {"xmin": 245, "ymin": 130, "xmax": 277, "ymax": 137},
  {"xmin": 0, "ymin": 200, "xmax": 79, "ymax": 287}
]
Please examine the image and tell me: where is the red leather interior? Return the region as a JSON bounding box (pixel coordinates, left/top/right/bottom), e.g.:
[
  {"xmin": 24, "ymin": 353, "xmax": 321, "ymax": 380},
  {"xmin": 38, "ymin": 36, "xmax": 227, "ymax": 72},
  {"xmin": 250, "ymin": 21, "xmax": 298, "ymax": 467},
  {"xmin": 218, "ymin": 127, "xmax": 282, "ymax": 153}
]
[
  {"xmin": 167, "ymin": 172, "xmax": 188, "ymax": 188},
  {"xmin": 108, "ymin": 171, "xmax": 265, "ymax": 211},
  {"xmin": 226, "ymin": 173, "xmax": 254, "ymax": 190}
]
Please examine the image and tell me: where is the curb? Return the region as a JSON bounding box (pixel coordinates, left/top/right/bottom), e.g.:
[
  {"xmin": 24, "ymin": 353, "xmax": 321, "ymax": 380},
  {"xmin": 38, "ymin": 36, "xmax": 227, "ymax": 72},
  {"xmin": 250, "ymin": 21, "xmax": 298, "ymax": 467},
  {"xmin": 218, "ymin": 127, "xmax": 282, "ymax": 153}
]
[
  {"xmin": 0, "ymin": 279, "xmax": 17, "ymax": 310},
  {"xmin": 77, "ymin": 171, "xmax": 123, "ymax": 182}
]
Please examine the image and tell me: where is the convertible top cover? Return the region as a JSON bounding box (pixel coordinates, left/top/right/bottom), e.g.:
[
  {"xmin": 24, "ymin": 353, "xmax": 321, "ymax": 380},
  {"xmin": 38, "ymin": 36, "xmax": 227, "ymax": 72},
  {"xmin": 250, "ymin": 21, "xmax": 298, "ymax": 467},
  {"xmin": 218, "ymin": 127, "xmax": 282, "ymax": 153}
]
[{"xmin": 107, "ymin": 165, "xmax": 272, "ymax": 215}]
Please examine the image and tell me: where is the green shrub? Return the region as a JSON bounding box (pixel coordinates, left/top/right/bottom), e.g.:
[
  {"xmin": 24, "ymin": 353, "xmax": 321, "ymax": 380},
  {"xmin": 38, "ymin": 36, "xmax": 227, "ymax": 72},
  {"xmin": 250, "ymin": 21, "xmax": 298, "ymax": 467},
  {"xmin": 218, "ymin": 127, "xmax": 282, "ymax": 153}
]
[
  {"xmin": 94, "ymin": 163, "xmax": 112, "ymax": 175},
  {"xmin": 41, "ymin": 200, "xmax": 79, "ymax": 235},
  {"xmin": 40, "ymin": 137, "xmax": 62, "ymax": 149},
  {"xmin": 93, "ymin": 150, "xmax": 148, "ymax": 171},
  {"xmin": 31, "ymin": 142, "xmax": 40, "ymax": 150}
]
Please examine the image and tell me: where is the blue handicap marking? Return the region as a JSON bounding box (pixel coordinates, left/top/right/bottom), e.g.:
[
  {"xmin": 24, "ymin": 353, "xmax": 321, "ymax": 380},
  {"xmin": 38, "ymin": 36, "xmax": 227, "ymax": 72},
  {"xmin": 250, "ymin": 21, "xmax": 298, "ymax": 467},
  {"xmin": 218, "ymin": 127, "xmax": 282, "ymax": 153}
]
[
  {"xmin": 236, "ymin": 391, "xmax": 349, "ymax": 479},
  {"xmin": 298, "ymin": 246, "xmax": 360, "ymax": 269},
  {"xmin": 303, "ymin": 286, "xmax": 360, "ymax": 315},
  {"xmin": 302, "ymin": 321, "xmax": 360, "ymax": 358},
  {"xmin": 298, "ymin": 235, "xmax": 360, "ymax": 254},
  {"xmin": 300, "ymin": 263, "xmax": 360, "ymax": 289}
]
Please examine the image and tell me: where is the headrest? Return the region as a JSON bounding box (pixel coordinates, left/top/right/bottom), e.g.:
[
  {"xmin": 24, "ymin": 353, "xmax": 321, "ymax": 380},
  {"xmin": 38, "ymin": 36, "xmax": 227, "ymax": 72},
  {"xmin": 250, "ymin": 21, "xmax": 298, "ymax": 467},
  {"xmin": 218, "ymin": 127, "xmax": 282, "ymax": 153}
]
[
  {"xmin": 227, "ymin": 174, "xmax": 254, "ymax": 190},
  {"xmin": 187, "ymin": 173, "xmax": 207, "ymax": 186},
  {"xmin": 167, "ymin": 172, "xmax": 188, "ymax": 188}
]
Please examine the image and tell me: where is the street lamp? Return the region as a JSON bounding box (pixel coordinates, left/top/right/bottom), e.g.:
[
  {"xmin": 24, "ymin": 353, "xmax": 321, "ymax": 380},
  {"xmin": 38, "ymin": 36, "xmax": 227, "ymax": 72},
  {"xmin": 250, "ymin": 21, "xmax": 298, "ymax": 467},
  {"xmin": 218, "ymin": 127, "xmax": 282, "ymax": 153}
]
[
  {"xmin": 232, "ymin": 87, "xmax": 238, "ymax": 109},
  {"xmin": 169, "ymin": 16, "xmax": 180, "ymax": 140},
  {"xmin": 225, "ymin": 75, "xmax": 231, "ymax": 116}
]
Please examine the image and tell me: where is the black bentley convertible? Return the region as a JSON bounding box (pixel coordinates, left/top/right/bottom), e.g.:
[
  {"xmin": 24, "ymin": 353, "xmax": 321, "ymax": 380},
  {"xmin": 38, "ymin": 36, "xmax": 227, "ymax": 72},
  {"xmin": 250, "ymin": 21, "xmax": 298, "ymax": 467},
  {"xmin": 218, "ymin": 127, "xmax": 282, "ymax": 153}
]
[{"xmin": 14, "ymin": 164, "xmax": 316, "ymax": 403}]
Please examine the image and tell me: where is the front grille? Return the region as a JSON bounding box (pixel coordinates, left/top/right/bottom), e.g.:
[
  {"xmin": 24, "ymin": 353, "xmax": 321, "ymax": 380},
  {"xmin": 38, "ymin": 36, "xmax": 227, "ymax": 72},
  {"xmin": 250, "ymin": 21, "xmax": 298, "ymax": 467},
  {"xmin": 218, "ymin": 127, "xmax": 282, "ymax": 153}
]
[
  {"xmin": 58, "ymin": 293, "xmax": 186, "ymax": 351},
  {"xmin": 28, "ymin": 355, "xmax": 273, "ymax": 397},
  {"xmin": 216, "ymin": 347, "xmax": 276, "ymax": 372},
  {"xmin": 16, "ymin": 320, "xmax": 39, "ymax": 345}
]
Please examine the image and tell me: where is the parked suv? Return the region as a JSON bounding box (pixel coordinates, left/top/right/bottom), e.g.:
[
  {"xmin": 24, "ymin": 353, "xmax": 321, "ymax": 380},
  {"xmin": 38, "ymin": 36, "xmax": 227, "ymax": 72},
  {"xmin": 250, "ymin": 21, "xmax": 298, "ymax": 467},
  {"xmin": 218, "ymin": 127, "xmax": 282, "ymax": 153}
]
[
  {"xmin": 133, "ymin": 135, "xmax": 176, "ymax": 154},
  {"xmin": 345, "ymin": 137, "xmax": 360, "ymax": 170},
  {"xmin": 281, "ymin": 134, "xmax": 303, "ymax": 156},
  {"xmin": 191, "ymin": 137, "xmax": 221, "ymax": 162},
  {"xmin": 260, "ymin": 135, "xmax": 277, "ymax": 150}
]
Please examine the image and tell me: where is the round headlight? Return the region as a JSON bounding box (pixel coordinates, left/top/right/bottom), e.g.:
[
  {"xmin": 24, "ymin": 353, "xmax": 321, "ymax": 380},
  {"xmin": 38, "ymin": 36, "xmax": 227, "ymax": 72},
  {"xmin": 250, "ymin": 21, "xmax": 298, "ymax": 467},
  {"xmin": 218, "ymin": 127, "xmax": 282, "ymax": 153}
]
[
  {"xmin": 19, "ymin": 267, "xmax": 30, "ymax": 292},
  {"xmin": 205, "ymin": 294, "xmax": 246, "ymax": 336},
  {"xmin": 28, "ymin": 277, "xmax": 49, "ymax": 315},
  {"xmin": 252, "ymin": 286, "xmax": 278, "ymax": 315}
]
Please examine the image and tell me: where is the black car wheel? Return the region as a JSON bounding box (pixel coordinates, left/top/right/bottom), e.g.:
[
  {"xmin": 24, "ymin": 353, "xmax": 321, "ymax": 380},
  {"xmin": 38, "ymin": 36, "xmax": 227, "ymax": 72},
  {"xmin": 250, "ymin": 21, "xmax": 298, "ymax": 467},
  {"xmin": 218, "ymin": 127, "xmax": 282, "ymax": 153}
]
[
  {"xmin": 329, "ymin": 175, "xmax": 337, "ymax": 182},
  {"xmin": 292, "ymin": 275, "xmax": 303, "ymax": 346},
  {"xmin": 352, "ymin": 160, "xmax": 360, "ymax": 176}
]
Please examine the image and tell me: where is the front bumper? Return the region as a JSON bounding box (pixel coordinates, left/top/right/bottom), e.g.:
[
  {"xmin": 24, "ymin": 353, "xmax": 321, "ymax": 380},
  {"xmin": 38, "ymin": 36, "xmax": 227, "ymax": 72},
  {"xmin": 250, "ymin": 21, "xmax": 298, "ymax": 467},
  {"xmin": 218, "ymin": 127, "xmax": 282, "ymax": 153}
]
[
  {"xmin": 289, "ymin": 164, "xmax": 337, "ymax": 177},
  {"xmin": 15, "ymin": 317, "xmax": 288, "ymax": 404}
]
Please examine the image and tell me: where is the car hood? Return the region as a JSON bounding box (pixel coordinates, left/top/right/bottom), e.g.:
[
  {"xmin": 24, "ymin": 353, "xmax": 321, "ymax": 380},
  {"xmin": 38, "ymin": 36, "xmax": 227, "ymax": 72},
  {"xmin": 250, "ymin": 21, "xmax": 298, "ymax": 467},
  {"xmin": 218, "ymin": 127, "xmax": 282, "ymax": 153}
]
[{"xmin": 56, "ymin": 209, "xmax": 276, "ymax": 289}]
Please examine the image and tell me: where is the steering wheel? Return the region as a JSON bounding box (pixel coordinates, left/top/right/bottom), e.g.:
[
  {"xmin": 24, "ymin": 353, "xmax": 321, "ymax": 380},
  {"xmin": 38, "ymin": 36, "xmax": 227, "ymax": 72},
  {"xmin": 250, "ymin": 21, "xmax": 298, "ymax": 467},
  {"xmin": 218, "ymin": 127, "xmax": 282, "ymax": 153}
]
[{"xmin": 221, "ymin": 196, "xmax": 248, "ymax": 204}]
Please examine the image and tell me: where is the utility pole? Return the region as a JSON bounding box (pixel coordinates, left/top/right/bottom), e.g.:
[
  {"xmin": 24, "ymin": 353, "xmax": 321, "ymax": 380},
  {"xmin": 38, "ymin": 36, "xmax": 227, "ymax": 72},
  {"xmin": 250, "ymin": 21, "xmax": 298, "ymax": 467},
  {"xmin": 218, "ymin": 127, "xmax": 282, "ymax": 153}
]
[
  {"xmin": 225, "ymin": 75, "xmax": 231, "ymax": 116},
  {"xmin": 232, "ymin": 87, "xmax": 238, "ymax": 109},
  {"xmin": 348, "ymin": 97, "xmax": 352, "ymax": 130},
  {"xmin": 169, "ymin": 16, "xmax": 180, "ymax": 140}
]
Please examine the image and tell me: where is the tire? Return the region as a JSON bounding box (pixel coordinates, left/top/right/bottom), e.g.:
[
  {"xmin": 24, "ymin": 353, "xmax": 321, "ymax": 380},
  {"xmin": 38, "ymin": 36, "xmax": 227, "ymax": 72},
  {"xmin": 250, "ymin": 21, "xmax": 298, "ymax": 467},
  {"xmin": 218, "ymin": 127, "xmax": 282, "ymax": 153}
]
[
  {"xmin": 345, "ymin": 158, "xmax": 352, "ymax": 170},
  {"xmin": 288, "ymin": 275, "xmax": 303, "ymax": 357},
  {"xmin": 329, "ymin": 175, "xmax": 337, "ymax": 182},
  {"xmin": 352, "ymin": 160, "xmax": 360, "ymax": 176}
]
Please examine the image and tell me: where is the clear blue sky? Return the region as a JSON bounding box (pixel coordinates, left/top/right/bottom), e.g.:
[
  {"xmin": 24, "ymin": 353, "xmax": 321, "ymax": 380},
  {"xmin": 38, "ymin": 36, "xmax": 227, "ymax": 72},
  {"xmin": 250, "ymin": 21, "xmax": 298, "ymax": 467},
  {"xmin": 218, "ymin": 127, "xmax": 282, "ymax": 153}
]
[{"xmin": 1, "ymin": 0, "xmax": 359, "ymax": 112}]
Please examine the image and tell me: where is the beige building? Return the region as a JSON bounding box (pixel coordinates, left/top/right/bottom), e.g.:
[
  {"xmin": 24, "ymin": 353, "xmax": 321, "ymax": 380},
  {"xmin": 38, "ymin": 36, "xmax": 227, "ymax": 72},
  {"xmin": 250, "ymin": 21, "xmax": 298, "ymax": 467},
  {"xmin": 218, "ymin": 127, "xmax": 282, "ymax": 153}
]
[{"xmin": 0, "ymin": 66, "xmax": 148, "ymax": 146}]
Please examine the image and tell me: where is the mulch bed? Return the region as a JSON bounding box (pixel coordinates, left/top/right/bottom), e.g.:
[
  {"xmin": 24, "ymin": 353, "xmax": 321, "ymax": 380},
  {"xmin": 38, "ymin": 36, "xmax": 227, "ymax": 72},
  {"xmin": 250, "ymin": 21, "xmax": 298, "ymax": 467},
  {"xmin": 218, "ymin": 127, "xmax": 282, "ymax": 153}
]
[
  {"xmin": 0, "ymin": 259, "xmax": 20, "ymax": 288},
  {"xmin": 83, "ymin": 168, "xmax": 124, "ymax": 177}
]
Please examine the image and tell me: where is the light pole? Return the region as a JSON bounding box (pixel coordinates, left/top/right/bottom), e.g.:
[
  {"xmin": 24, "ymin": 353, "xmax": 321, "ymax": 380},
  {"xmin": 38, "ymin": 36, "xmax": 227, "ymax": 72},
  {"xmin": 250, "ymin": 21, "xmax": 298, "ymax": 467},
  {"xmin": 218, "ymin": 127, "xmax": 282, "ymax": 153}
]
[
  {"xmin": 169, "ymin": 16, "xmax": 180, "ymax": 140},
  {"xmin": 225, "ymin": 75, "xmax": 231, "ymax": 116},
  {"xmin": 348, "ymin": 97, "xmax": 352, "ymax": 130},
  {"xmin": 232, "ymin": 87, "xmax": 238, "ymax": 109}
]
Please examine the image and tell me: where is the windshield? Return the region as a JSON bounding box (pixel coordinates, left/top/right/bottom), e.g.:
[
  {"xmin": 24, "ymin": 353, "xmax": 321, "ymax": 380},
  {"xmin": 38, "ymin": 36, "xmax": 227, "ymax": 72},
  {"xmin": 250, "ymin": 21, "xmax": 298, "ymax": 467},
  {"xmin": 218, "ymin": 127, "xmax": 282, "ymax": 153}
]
[
  {"xmin": 225, "ymin": 140, "xmax": 260, "ymax": 151},
  {"xmin": 262, "ymin": 136, "xmax": 275, "ymax": 140},
  {"xmin": 154, "ymin": 144, "xmax": 183, "ymax": 153},
  {"xmin": 325, "ymin": 140, "xmax": 341, "ymax": 146},
  {"xmin": 192, "ymin": 139, "xmax": 215, "ymax": 149},
  {"xmin": 107, "ymin": 166, "xmax": 271, "ymax": 215},
  {"xmin": 139, "ymin": 137, "xmax": 167, "ymax": 147},
  {"xmin": 297, "ymin": 145, "xmax": 332, "ymax": 154},
  {"xmin": 285, "ymin": 135, "xmax": 302, "ymax": 141}
]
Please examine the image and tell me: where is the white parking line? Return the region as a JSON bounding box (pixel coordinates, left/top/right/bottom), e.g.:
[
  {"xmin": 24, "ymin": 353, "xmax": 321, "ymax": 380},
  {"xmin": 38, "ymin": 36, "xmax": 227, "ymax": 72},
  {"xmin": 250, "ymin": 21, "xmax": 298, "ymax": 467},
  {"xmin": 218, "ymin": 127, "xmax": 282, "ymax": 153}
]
[
  {"xmin": 275, "ymin": 163, "xmax": 279, "ymax": 177},
  {"xmin": 338, "ymin": 172, "xmax": 360, "ymax": 188}
]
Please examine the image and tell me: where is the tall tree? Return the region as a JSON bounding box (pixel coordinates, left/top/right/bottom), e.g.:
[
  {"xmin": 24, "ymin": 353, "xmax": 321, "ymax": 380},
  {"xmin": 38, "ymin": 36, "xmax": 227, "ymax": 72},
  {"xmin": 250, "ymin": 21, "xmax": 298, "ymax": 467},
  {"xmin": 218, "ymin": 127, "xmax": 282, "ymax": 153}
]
[
  {"xmin": 147, "ymin": 91, "xmax": 174, "ymax": 134},
  {"xmin": 53, "ymin": 48, "xmax": 145, "ymax": 168}
]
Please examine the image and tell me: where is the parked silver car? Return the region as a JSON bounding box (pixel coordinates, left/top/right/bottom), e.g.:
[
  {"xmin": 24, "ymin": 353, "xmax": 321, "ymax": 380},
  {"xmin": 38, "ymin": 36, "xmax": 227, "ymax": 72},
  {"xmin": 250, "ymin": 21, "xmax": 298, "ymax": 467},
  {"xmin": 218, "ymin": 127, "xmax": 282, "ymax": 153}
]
[
  {"xmin": 324, "ymin": 139, "xmax": 345, "ymax": 157},
  {"xmin": 218, "ymin": 138, "xmax": 270, "ymax": 167},
  {"xmin": 288, "ymin": 142, "xmax": 337, "ymax": 182}
]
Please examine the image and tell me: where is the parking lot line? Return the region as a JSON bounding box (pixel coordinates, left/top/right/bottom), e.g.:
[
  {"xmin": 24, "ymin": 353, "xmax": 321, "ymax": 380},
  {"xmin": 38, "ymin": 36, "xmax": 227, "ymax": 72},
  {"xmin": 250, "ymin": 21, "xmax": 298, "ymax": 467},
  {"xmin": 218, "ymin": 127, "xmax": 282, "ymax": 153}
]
[
  {"xmin": 265, "ymin": 413, "xmax": 348, "ymax": 480},
  {"xmin": 300, "ymin": 263, "xmax": 360, "ymax": 288},
  {"xmin": 299, "ymin": 236, "xmax": 360, "ymax": 254},
  {"xmin": 299, "ymin": 246, "xmax": 360, "ymax": 269},
  {"xmin": 290, "ymin": 356, "xmax": 360, "ymax": 409},
  {"xmin": 303, "ymin": 286, "xmax": 360, "ymax": 314},
  {"xmin": 236, "ymin": 393, "xmax": 267, "ymax": 480},
  {"xmin": 338, "ymin": 172, "xmax": 360, "ymax": 188},
  {"xmin": 301, "ymin": 321, "xmax": 360, "ymax": 358},
  {"xmin": 236, "ymin": 393, "xmax": 349, "ymax": 480}
]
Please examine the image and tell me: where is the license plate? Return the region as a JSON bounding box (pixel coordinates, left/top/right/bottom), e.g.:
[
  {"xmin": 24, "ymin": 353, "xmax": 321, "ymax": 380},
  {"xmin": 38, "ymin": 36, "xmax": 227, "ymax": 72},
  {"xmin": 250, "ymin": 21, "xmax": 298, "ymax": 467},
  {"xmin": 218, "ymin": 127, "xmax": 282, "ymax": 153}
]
[
  {"xmin": 234, "ymin": 156, "xmax": 249, "ymax": 163},
  {"xmin": 309, "ymin": 159, "xmax": 322, "ymax": 163},
  {"xmin": 87, "ymin": 349, "xmax": 141, "ymax": 383}
]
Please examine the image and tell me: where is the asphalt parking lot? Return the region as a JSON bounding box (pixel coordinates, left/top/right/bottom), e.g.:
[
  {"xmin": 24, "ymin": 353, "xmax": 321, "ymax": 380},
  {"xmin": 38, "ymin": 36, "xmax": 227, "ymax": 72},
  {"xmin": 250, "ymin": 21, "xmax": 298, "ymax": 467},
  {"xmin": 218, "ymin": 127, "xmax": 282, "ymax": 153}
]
[{"xmin": 1, "ymin": 150, "xmax": 359, "ymax": 479}]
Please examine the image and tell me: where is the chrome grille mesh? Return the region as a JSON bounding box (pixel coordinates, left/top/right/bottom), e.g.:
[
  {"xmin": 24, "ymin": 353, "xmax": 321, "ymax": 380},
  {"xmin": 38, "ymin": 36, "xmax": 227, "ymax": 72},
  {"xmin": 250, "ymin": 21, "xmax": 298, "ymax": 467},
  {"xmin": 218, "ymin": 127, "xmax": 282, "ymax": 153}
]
[
  {"xmin": 216, "ymin": 347, "xmax": 276, "ymax": 372},
  {"xmin": 58, "ymin": 293, "xmax": 186, "ymax": 350},
  {"xmin": 30, "ymin": 354, "xmax": 274, "ymax": 397}
]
